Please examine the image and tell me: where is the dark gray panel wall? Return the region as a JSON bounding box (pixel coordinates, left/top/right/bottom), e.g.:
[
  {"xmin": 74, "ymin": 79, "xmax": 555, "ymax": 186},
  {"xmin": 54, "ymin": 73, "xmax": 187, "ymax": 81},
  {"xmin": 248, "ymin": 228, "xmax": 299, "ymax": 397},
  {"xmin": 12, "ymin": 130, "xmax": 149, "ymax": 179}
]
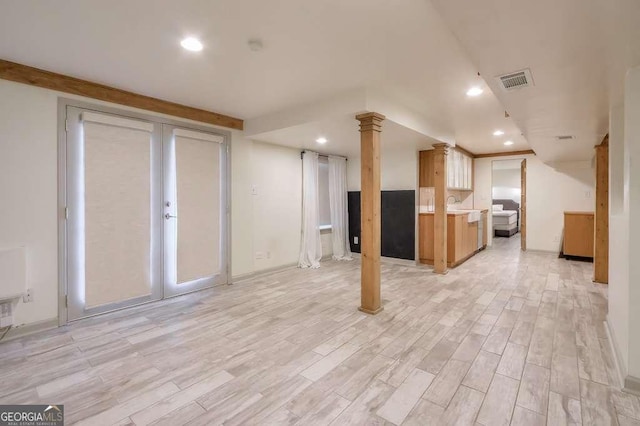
[{"xmin": 348, "ymin": 190, "xmax": 415, "ymax": 261}]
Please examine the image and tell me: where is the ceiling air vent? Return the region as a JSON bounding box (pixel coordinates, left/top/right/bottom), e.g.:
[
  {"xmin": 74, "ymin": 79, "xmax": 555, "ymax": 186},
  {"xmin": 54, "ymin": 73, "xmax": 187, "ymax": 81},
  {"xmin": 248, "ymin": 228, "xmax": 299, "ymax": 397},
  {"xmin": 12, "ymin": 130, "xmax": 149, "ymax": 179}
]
[
  {"xmin": 556, "ymin": 135, "xmax": 574, "ymax": 141},
  {"xmin": 497, "ymin": 69, "xmax": 534, "ymax": 91}
]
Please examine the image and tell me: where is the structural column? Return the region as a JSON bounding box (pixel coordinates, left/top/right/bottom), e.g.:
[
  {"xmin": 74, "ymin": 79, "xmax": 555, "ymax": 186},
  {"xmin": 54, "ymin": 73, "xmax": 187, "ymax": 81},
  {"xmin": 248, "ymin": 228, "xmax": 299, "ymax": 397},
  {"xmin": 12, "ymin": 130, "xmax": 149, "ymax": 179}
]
[
  {"xmin": 432, "ymin": 143, "xmax": 449, "ymax": 274},
  {"xmin": 356, "ymin": 112, "xmax": 385, "ymax": 314},
  {"xmin": 594, "ymin": 136, "xmax": 609, "ymax": 284}
]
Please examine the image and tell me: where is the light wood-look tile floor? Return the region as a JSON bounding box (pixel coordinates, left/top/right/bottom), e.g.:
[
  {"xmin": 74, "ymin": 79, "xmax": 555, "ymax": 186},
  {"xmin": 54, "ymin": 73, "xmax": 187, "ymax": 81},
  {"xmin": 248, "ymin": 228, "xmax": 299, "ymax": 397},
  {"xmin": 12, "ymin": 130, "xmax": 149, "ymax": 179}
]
[{"xmin": 2, "ymin": 234, "xmax": 639, "ymax": 425}]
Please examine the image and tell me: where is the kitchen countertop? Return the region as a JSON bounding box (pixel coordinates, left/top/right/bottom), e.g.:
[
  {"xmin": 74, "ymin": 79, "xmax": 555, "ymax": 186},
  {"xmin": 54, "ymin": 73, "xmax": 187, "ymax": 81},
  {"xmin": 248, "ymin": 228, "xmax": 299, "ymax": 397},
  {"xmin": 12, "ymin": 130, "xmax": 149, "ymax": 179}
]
[{"xmin": 419, "ymin": 209, "xmax": 488, "ymax": 216}]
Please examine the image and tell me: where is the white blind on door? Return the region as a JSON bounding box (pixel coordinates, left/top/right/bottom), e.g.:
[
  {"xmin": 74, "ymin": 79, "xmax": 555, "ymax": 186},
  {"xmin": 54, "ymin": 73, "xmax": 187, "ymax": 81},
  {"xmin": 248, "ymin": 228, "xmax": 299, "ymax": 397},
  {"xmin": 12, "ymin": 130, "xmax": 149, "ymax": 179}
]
[
  {"xmin": 175, "ymin": 131, "xmax": 222, "ymax": 284},
  {"xmin": 83, "ymin": 117, "xmax": 152, "ymax": 307}
]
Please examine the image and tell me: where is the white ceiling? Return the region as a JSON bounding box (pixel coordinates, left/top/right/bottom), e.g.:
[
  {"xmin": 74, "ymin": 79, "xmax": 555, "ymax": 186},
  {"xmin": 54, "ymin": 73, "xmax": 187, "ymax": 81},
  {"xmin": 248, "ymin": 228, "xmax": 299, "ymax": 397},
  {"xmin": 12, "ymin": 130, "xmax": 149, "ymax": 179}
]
[
  {"xmin": 0, "ymin": 0, "xmax": 530, "ymax": 156},
  {"xmin": 1, "ymin": 0, "xmax": 637, "ymax": 161},
  {"xmin": 252, "ymin": 114, "xmax": 439, "ymax": 159},
  {"xmin": 430, "ymin": 0, "xmax": 640, "ymax": 162}
]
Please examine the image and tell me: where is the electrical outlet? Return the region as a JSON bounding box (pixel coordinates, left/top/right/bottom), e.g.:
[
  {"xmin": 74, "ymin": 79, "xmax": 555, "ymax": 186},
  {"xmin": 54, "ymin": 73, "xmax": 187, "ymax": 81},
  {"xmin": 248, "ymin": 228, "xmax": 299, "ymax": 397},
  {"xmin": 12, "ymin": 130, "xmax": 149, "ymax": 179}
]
[
  {"xmin": 23, "ymin": 288, "xmax": 33, "ymax": 303},
  {"xmin": 553, "ymin": 235, "xmax": 560, "ymax": 243},
  {"xmin": 585, "ymin": 191, "xmax": 591, "ymax": 199},
  {"xmin": 0, "ymin": 303, "xmax": 10, "ymax": 316},
  {"xmin": 354, "ymin": 236, "xmax": 359, "ymax": 244},
  {"xmin": 255, "ymin": 251, "xmax": 265, "ymax": 260},
  {"xmin": 251, "ymin": 185, "xmax": 258, "ymax": 195},
  {"xmin": 0, "ymin": 302, "xmax": 13, "ymax": 327}
]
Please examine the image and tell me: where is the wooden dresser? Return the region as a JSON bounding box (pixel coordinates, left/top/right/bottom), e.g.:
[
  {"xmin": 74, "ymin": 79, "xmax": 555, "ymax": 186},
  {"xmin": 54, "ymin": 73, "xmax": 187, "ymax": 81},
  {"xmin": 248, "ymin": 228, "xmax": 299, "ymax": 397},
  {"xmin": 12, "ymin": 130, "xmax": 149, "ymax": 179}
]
[{"xmin": 563, "ymin": 211, "xmax": 594, "ymax": 258}]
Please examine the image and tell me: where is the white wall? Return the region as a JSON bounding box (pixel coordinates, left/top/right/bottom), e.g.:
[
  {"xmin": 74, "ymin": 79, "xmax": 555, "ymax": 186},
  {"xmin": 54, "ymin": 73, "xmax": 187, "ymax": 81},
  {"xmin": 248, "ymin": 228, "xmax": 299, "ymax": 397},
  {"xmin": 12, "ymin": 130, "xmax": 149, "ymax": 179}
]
[
  {"xmin": 608, "ymin": 103, "xmax": 629, "ymax": 377},
  {"xmin": 622, "ymin": 66, "xmax": 640, "ymax": 380},
  {"xmin": 608, "ymin": 65, "xmax": 640, "ymax": 386},
  {"xmin": 347, "ymin": 144, "xmax": 418, "ymax": 191},
  {"xmin": 491, "ymin": 168, "xmax": 521, "ymax": 203},
  {"xmin": 246, "ymin": 141, "xmax": 303, "ymax": 272},
  {"xmin": 230, "ymin": 134, "xmax": 254, "ymax": 277},
  {"xmin": 0, "ymin": 80, "xmax": 59, "ymax": 327},
  {"xmin": 474, "ymin": 154, "xmax": 594, "ymax": 251},
  {"xmin": 0, "ymin": 79, "xmax": 310, "ymax": 328}
]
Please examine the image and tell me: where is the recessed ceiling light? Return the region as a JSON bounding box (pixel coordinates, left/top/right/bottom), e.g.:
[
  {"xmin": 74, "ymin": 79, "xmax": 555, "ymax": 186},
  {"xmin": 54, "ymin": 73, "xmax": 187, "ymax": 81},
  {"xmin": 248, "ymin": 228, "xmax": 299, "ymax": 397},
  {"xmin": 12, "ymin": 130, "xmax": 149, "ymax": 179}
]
[
  {"xmin": 504, "ymin": 140, "xmax": 514, "ymax": 146},
  {"xmin": 316, "ymin": 137, "xmax": 327, "ymax": 144},
  {"xmin": 493, "ymin": 130, "xmax": 505, "ymax": 136},
  {"xmin": 466, "ymin": 87, "xmax": 483, "ymax": 97},
  {"xmin": 181, "ymin": 37, "xmax": 203, "ymax": 52}
]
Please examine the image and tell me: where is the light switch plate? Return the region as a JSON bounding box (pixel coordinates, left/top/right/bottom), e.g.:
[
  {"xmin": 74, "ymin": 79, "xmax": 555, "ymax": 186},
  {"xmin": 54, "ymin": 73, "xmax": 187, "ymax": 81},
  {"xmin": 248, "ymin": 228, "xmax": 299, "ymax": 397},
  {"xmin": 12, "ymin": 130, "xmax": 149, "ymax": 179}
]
[{"xmin": 354, "ymin": 236, "xmax": 359, "ymax": 244}]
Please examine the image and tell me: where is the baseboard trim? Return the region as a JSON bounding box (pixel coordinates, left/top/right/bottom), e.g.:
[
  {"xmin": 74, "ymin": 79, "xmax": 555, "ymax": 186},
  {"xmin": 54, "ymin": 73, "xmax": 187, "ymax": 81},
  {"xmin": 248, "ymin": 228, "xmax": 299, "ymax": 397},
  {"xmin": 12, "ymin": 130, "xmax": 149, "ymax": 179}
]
[
  {"xmin": 604, "ymin": 317, "xmax": 640, "ymax": 396},
  {"xmin": 232, "ymin": 262, "xmax": 298, "ymax": 284},
  {"xmin": 2, "ymin": 318, "xmax": 58, "ymax": 342},
  {"xmin": 604, "ymin": 318, "xmax": 626, "ymax": 388}
]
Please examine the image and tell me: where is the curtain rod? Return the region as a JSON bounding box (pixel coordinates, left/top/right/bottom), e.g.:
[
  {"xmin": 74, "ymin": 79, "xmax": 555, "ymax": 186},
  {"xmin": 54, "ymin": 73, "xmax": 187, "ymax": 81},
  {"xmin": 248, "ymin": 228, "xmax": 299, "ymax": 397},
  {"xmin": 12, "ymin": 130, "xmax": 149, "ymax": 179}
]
[{"xmin": 300, "ymin": 150, "xmax": 348, "ymax": 161}]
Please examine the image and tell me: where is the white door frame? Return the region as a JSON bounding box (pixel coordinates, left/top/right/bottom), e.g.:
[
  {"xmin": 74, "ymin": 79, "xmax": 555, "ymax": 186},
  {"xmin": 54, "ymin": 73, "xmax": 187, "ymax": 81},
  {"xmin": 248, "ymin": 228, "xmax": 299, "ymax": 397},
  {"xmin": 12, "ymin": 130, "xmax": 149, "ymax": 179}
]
[{"xmin": 57, "ymin": 98, "xmax": 231, "ymax": 325}]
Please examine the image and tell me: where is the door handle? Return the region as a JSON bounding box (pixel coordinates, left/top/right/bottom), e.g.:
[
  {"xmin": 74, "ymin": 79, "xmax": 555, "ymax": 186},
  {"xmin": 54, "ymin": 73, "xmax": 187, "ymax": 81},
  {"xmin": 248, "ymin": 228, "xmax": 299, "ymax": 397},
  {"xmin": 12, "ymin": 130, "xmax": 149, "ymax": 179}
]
[{"xmin": 165, "ymin": 213, "xmax": 177, "ymax": 220}]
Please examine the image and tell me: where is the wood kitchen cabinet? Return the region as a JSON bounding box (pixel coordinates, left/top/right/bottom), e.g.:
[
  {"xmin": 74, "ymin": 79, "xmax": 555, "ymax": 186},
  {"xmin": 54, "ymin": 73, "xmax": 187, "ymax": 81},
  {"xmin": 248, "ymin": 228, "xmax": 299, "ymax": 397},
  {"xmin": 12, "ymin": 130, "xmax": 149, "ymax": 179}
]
[
  {"xmin": 419, "ymin": 147, "xmax": 473, "ymax": 190},
  {"xmin": 419, "ymin": 212, "xmax": 481, "ymax": 267},
  {"xmin": 419, "ymin": 150, "xmax": 435, "ymax": 187},
  {"xmin": 419, "ymin": 214, "xmax": 434, "ymax": 261},
  {"xmin": 447, "ymin": 148, "xmax": 473, "ymax": 190},
  {"xmin": 563, "ymin": 211, "xmax": 594, "ymax": 257},
  {"xmin": 450, "ymin": 215, "xmax": 477, "ymax": 265}
]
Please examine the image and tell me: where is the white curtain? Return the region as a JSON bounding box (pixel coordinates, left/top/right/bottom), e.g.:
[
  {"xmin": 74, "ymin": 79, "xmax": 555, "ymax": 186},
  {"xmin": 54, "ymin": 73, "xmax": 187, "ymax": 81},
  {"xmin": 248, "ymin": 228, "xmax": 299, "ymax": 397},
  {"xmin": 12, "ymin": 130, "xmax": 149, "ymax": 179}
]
[
  {"xmin": 299, "ymin": 151, "xmax": 322, "ymax": 268},
  {"xmin": 328, "ymin": 156, "xmax": 353, "ymax": 261}
]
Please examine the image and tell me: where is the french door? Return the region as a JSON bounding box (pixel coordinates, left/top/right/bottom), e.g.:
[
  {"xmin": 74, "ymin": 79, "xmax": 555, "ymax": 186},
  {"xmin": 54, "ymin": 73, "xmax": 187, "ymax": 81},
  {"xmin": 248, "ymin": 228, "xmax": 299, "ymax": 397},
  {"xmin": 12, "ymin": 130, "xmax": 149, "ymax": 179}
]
[
  {"xmin": 162, "ymin": 125, "xmax": 227, "ymax": 297},
  {"xmin": 65, "ymin": 106, "xmax": 227, "ymax": 321}
]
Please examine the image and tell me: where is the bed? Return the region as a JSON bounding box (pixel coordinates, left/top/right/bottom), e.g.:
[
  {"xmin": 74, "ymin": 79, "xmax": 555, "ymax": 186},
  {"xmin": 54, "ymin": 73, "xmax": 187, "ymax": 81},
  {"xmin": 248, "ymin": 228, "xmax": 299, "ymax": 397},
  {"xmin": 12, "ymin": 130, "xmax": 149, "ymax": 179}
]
[{"xmin": 492, "ymin": 199, "xmax": 520, "ymax": 237}]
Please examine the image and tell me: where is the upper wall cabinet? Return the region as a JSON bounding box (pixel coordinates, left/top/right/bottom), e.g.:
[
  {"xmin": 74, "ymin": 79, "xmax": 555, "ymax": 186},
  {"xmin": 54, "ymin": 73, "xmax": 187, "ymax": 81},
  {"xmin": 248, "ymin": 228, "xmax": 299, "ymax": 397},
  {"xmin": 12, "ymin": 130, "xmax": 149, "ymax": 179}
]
[
  {"xmin": 447, "ymin": 148, "xmax": 473, "ymax": 190},
  {"xmin": 419, "ymin": 150, "xmax": 435, "ymax": 187},
  {"xmin": 419, "ymin": 147, "xmax": 473, "ymax": 190}
]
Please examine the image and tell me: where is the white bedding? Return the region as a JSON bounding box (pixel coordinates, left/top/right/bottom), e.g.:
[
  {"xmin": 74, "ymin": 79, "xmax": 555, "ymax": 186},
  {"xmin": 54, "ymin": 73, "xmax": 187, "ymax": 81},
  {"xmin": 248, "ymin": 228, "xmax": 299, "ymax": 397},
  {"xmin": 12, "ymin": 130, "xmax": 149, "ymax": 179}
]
[{"xmin": 492, "ymin": 210, "xmax": 517, "ymax": 226}]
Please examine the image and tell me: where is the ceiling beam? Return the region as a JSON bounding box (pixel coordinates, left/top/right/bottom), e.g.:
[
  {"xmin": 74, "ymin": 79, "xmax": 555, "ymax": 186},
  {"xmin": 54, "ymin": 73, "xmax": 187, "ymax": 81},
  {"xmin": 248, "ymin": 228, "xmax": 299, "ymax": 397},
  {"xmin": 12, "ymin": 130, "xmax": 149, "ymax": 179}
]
[
  {"xmin": 0, "ymin": 59, "xmax": 243, "ymax": 130},
  {"xmin": 244, "ymin": 88, "xmax": 367, "ymax": 137},
  {"xmin": 474, "ymin": 149, "xmax": 535, "ymax": 159},
  {"xmin": 453, "ymin": 144, "xmax": 476, "ymax": 158}
]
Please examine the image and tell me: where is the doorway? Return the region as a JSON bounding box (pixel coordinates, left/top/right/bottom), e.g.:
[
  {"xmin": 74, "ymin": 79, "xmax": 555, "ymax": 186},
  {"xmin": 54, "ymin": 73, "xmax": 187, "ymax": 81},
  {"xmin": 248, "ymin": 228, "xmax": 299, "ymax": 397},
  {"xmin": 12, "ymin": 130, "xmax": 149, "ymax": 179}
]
[
  {"xmin": 491, "ymin": 159, "xmax": 526, "ymax": 251},
  {"xmin": 61, "ymin": 103, "xmax": 228, "ymax": 322}
]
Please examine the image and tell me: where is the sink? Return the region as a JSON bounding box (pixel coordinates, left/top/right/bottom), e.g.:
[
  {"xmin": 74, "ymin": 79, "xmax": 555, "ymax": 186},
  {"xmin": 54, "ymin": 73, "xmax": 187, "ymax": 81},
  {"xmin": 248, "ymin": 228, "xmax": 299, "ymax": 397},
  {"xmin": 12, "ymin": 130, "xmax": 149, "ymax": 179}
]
[
  {"xmin": 423, "ymin": 207, "xmax": 482, "ymax": 218},
  {"xmin": 447, "ymin": 206, "xmax": 471, "ymax": 213},
  {"xmin": 467, "ymin": 210, "xmax": 481, "ymax": 223},
  {"xmin": 446, "ymin": 208, "xmax": 482, "ymax": 222}
]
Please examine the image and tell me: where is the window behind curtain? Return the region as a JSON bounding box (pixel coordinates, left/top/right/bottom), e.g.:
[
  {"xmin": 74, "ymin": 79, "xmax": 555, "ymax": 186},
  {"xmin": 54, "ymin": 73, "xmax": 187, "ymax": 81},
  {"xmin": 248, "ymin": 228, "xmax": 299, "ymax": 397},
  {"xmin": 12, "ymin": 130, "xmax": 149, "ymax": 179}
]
[{"xmin": 318, "ymin": 157, "xmax": 331, "ymax": 229}]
